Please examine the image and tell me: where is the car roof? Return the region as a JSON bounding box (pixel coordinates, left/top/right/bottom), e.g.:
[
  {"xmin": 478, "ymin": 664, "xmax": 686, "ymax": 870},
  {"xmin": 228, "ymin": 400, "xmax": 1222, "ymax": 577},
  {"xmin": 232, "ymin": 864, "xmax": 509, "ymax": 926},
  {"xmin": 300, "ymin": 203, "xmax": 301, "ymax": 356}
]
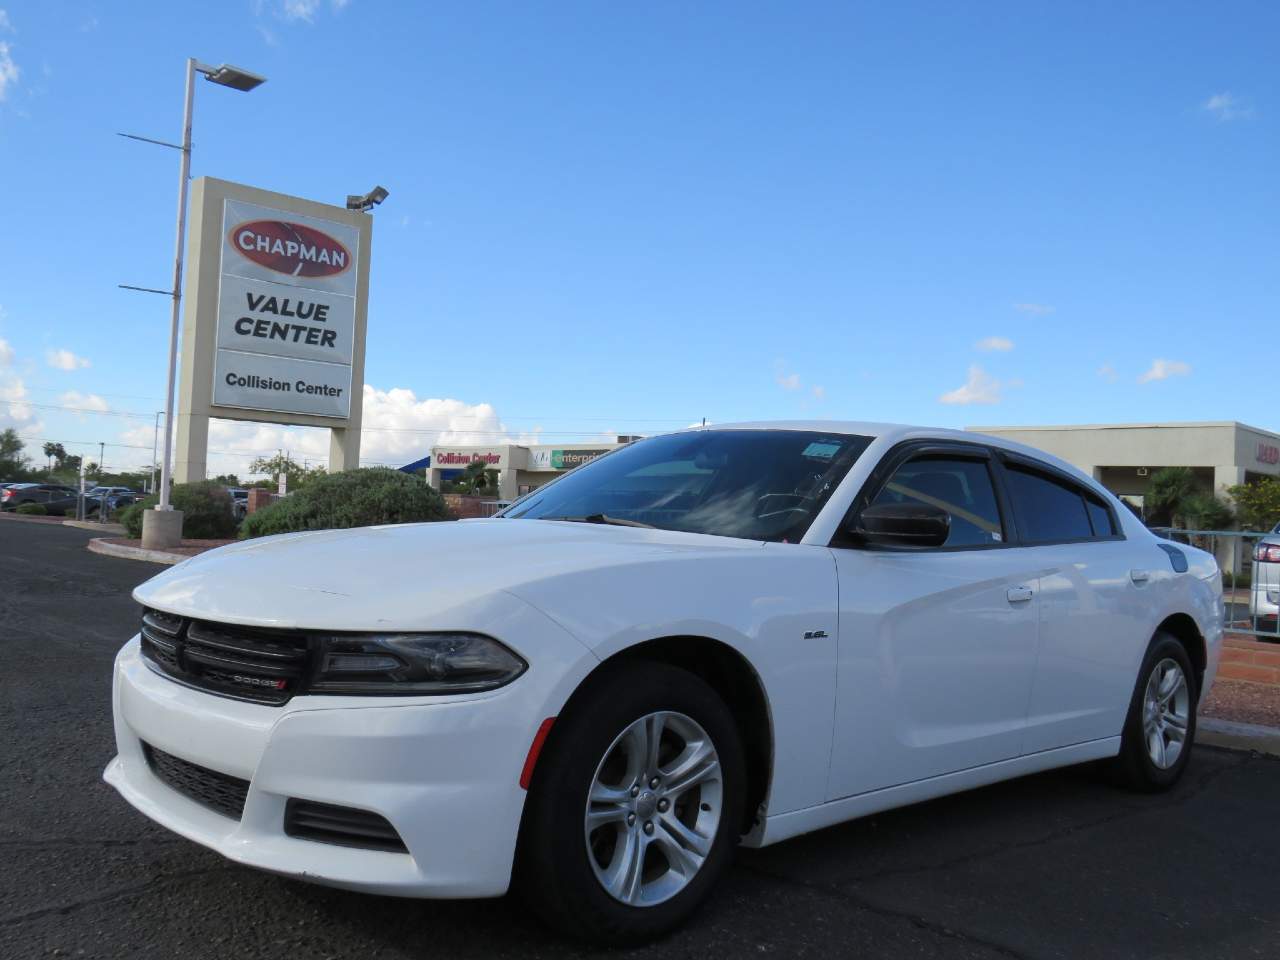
[{"xmin": 691, "ymin": 421, "xmax": 1097, "ymax": 486}]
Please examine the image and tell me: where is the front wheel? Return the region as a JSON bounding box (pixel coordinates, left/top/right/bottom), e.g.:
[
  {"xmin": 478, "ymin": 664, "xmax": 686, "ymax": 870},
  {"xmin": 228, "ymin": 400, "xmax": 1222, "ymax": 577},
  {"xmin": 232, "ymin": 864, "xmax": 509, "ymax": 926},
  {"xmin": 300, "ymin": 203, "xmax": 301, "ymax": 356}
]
[
  {"xmin": 1107, "ymin": 631, "xmax": 1197, "ymax": 791},
  {"xmin": 516, "ymin": 661, "xmax": 746, "ymax": 944}
]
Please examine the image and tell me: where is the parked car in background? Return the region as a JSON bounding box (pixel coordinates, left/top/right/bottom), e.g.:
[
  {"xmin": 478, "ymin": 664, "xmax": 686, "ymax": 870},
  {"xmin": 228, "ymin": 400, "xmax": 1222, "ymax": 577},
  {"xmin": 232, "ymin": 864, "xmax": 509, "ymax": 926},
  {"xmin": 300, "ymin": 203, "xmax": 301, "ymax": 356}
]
[
  {"xmin": 87, "ymin": 485, "xmax": 136, "ymax": 500},
  {"xmin": 227, "ymin": 488, "xmax": 249, "ymax": 520},
  {"xmin": 1, "ymin": 482, "xmax": 80, "ymax": 515},
  {"xmin": 1250, "ymin": 521, "xmax": 1280, "ymax": 628},
  {"xmin": 85, "ymin": 488, "xmax": 144, "ymax": 517},
  {"xmin": 105, "ymin": 423, "xmax": 1224, "ymax": 941}
]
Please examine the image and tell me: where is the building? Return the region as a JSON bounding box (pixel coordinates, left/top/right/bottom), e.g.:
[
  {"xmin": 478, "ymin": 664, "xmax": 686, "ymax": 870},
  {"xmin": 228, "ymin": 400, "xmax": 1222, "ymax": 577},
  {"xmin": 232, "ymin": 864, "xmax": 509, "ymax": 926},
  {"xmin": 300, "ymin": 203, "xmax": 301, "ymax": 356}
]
[
  {"xmin": 421, "ymin": 420, "xmax": 1280, "ymax": 514},
  {"xmin": 426, "ymin": 439, "xmax": 637, "ymax": 500},
  {"xmin": 967, "ymin": 421, "xmax": 1280, "ymax": 512}
]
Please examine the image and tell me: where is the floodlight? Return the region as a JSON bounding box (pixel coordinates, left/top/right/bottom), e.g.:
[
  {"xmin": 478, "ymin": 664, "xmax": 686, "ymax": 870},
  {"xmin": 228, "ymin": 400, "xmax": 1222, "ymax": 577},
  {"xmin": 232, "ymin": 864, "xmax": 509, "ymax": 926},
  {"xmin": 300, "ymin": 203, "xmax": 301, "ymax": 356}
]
[{"xmin": 202, "ymin": 63, "xmax": 267, "ymax": 92}]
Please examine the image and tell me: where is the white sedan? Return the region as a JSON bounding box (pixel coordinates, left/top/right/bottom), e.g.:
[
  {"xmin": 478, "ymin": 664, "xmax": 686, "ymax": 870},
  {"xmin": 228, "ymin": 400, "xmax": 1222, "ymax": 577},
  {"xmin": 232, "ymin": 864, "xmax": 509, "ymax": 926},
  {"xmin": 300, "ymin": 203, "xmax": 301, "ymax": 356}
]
[{"xmin": 104, "ymin": 422, "xmax": 1223, "ymax": 942}]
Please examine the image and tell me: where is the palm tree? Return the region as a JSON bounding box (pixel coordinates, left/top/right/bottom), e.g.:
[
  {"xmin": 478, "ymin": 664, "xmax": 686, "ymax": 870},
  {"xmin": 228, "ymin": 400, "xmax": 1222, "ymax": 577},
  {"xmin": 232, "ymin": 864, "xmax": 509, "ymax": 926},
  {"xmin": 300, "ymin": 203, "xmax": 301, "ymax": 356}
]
[
  {"xmin": 461, "ymin": 460, "xmax": 490, "ymax": 495},
  {"xmin": 1145, "ymin": 467, "xmax": 1198, "ymax": 527},
  {"xmin": 42, "ymin": 441, "xmax": 64, "ymax": 472}
]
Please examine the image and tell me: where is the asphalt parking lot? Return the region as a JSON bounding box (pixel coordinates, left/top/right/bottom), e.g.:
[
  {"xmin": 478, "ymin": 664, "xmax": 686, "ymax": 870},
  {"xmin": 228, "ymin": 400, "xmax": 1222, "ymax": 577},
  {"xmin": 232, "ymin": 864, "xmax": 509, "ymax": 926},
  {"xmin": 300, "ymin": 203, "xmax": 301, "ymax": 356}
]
[{"xmin": 3, "ymin": 520, "xmax": 1279, "ymax": 960}]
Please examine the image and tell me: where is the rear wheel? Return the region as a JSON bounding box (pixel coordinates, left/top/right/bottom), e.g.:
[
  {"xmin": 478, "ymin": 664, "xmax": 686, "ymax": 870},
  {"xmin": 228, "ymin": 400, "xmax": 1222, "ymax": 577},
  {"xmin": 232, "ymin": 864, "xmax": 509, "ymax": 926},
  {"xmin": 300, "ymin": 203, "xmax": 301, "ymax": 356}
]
[
  {"xmin": 1108, "ymin": 631, "xmax": 1197, "ymax": 791},
  {"xmin": 516, "ymin": 661, "xmax": 745, "ymax": 943}
]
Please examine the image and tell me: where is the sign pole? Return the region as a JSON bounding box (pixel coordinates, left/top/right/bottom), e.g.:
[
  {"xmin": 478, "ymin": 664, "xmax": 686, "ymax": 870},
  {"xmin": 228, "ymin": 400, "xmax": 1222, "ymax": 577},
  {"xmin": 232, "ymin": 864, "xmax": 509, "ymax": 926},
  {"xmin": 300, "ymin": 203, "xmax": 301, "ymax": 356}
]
[{"xmin": 157, "ymin": 57, "xmax": 197, "ymax": 514}]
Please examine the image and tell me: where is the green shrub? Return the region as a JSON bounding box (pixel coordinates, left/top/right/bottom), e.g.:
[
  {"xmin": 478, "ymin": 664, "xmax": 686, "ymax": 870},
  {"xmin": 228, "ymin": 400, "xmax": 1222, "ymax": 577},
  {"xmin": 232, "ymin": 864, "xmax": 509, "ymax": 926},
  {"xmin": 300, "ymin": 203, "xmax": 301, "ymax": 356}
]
[
  {"xmin": 1224, "ymin": 570, "xmax": 1252, "ymax": 590},
  {"xmin": 119, "ymin": 501, "xmax": 146, "ymax": 538},
  {"xmin": 1180, "ymin": 492, "xmax": 1233, "ymax": 531},
  {"xmin": 15, "ymin": 502, "xmax": 46, "ymax": 515},
  {"xmin": 119, "ymin": 482, "xmax": 238, "ymax": 540},
  {"xmin": 1229, "ymin": 478, "xmax": 1280, "ymax": 532},
  {"xmin": 240, "ymin": 468, "xmax": 451, "ymax": 539}
]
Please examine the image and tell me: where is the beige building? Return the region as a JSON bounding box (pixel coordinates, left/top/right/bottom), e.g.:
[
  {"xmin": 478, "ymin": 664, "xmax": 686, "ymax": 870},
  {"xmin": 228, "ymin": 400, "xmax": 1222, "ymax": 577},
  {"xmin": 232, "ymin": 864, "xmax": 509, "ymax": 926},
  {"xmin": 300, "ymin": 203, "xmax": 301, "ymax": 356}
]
[
  {"xmin": 426, "ymin": 440, "xmax": 636, "ymax": 501},
  {"xmin": 967, "ymin": 421, "xmax": 1280, "ymax": 511}
]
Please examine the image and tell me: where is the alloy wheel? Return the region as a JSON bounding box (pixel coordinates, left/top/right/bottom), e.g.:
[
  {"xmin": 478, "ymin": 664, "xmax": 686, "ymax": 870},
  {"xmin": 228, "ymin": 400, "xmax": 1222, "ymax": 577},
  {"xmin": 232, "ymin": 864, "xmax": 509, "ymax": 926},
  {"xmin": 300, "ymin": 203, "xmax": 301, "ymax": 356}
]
[
  {"xmin": 1143, "ymin": 657, "xmax": 1191, "ymax": 770},
  {"xmin": 584, "ymin": 710, "xmax": 723, "ymax": 906}
]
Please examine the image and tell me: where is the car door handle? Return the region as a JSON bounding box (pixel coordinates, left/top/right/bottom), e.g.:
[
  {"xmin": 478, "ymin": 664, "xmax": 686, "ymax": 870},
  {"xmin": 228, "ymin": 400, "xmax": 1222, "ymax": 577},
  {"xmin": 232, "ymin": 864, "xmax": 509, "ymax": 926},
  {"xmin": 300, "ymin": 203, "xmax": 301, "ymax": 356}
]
[
  {"xmin": 1006, "ymin": 585, "xmax": 1034, "ymax": 603},
  {"xmin": 1130, "ymin": 569, "xmax": 1150, "ymax": 584}
]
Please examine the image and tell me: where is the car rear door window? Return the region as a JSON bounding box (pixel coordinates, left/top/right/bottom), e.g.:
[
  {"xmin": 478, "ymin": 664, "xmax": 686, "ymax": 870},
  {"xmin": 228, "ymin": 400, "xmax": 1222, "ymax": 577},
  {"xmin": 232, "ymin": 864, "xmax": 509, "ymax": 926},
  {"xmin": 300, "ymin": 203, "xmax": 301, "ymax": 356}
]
[
  {"xmin": 870, "ymin": 456, "xmax": 1004, "ymax": 547},
  {"xmin": 1085, "ymin": 496, "xmax": 1115, "ymax": 537},
  {"xmin": 1004, "ymin": 466, "xmax": 1093, "ymax": 543}
]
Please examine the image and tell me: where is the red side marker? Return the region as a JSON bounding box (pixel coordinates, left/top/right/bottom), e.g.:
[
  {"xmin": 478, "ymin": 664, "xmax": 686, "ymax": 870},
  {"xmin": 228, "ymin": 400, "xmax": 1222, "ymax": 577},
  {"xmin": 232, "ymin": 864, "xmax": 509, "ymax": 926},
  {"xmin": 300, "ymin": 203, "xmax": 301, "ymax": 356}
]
[{"xmin": 519, "ymin": 717, "xmax": 556, "ymax": 790}]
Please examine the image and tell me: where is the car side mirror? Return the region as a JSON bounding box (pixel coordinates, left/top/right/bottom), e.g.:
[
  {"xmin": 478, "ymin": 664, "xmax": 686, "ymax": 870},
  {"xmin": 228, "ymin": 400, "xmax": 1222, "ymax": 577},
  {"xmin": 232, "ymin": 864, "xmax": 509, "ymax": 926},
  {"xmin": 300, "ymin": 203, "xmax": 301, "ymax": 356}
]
[{"xmin": 849, "ymin": 502, "xmax": 950, "ymax": 548}]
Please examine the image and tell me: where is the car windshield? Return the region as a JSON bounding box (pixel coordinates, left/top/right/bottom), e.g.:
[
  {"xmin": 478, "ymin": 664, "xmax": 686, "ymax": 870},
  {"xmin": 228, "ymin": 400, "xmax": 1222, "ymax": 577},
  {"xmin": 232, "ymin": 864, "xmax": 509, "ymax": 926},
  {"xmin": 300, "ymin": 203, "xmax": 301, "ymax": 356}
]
[{"xmin": 502, "ymin": 429, "xmax": 872, "ymax": 542}]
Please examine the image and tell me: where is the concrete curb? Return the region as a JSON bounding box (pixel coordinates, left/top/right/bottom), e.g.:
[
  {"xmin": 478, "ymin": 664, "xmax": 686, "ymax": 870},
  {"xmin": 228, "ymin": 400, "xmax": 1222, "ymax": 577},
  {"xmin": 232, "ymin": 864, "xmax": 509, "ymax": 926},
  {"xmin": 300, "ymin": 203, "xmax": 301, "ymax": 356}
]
[
  {"xmin": 64, "ymin": 519, "xmax": 127, "ymax": 535},
  {"xmin": 87, "ymin": 538, "xmax": 186, "ymax": 566},
  {"xmin": 1199, "ymin": 717, "xmax": 1280, "ymax": 757}
]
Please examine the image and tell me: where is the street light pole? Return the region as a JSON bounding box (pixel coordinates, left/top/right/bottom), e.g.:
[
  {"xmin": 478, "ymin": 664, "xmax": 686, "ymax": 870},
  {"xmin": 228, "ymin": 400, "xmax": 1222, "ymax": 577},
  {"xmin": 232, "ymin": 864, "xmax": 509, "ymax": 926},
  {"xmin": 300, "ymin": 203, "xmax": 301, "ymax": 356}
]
[
  {"xmin": 126, "ymin": 59, "xmax": 265, "ymax": 514},
  {"xmin": 156, "ymin": 57, "xmax": 198, "ymax": 513},
  {"xmin": 150, "ymin": 410, "xmax": 162, "ymax": 494}
]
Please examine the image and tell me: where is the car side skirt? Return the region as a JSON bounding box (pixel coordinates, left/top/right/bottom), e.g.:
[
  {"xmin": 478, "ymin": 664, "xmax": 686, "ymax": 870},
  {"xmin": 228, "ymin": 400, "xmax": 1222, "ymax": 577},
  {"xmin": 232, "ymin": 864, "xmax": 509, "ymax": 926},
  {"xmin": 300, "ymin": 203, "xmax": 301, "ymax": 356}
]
[{"xmin": 748, "ymin": 737, "xmax": 1120, "ymax": 848}]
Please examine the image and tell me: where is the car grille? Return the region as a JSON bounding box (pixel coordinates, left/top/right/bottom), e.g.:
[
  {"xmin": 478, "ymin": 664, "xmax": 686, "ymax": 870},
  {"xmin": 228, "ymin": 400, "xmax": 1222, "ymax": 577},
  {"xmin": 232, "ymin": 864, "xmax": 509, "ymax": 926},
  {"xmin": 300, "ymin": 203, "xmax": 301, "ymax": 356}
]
[
  {"xmin": 284, "ymin": 799, "xmax": 408, "ymax": 853},
  {"xmin": 140, "ymin": 608, "xmax": 311, "ymax": 705},
  {"xmin": 142, "ymin": 742, "xmax": 250, "ymax": 820}
]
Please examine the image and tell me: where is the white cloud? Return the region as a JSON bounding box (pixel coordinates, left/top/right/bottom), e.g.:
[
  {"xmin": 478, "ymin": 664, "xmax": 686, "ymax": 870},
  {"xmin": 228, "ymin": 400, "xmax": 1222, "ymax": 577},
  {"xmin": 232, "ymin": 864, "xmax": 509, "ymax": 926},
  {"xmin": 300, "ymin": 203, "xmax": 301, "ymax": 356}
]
[
  {"xmin": 0, "ymin": 10, "xmax": 12, "ymax": 32},
  {"xmin": 46, "ymin": 348, "xmax": 91, "ymax": 371},
  {"xmin": 281, "ymin": 0, "xmax": 322, "ymax": 21},
  {"xmin": 1012, "ymin": 302, "xmax": 1053, "ymax": 316},
  {"xmin": 1138, "ymin": 359, "xmax": 1191, "ymax": 384},
  {"xmin": 58, "ymin": 391, "xmax": 109, "ymax": 417},
  {"xmin": 939, "ymin": 365, "xmax": 1004, "ymax": 405},
  {"xmin": 0, "ymin": 375, "xmax": 24, "ymax": 402},
  {"xmin": 811, "ymin": 385, "xmax": 826, "ymax": 400},
  {"xmin": 116, "ymin": 386, "xmax": 535, "ymax": 476},
  {"xmin": 258, "ymin": 0, "xmax": 349, "ymax": 27},
  {"xmin": 0, "ymin": 335, "xmax": 39, "ymax": 433},
  {"xmin": 0, "ymin": 373, "xmax": 31, "ymax": 424},
  {"xmin": 0, "ymin": 40, "xmax": 19, "ymax": 101},
  {"xmin": 774, "ymin": 360, "xmax": 803, "ymax": 391},
  {"xmin": 1096, "ymin": 363, "xmax": 1118, "ymax": 382},
  {"xmin": 975, "ymin": 336, "xmax": 1013, "ymax": 352},
  {"xmin": 1203, "ymin": 92, "xmax": 1250, "ymax": 122}
]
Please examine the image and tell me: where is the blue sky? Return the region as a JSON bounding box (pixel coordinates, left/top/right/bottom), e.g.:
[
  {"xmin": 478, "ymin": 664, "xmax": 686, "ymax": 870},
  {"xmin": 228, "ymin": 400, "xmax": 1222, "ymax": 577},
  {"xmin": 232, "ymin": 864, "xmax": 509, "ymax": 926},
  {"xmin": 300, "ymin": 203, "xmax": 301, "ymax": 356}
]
[{"xmin": 0, "ymin": 1, "xmax": 1275, "ymax": 476}]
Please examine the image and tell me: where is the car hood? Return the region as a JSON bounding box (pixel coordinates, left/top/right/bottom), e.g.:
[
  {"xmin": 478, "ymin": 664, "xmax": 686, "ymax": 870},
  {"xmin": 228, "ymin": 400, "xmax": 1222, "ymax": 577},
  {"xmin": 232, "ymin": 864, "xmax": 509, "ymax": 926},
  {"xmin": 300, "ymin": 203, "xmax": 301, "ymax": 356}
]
[{"xmin": 133, "ymin": 519, "xmax": 764, "ymax": 631}]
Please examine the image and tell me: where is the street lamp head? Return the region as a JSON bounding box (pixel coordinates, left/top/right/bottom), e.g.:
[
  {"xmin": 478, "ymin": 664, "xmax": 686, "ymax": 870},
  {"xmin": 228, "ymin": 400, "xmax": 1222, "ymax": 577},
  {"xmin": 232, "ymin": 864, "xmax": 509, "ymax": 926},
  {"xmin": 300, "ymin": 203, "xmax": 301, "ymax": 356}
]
[
  {"xmin": 346, "ymin": 185, "xmax": 390, "ymax": 212},
  {"xmin": 202, "ymin": 63, "xmax": 266, "ymax": 92}
]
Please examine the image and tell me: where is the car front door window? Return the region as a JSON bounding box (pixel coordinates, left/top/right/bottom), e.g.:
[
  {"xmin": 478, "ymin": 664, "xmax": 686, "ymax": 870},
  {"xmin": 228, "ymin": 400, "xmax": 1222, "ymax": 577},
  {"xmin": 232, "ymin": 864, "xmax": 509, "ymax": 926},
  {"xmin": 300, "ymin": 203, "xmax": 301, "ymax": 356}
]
[{"xmin": 869, "ymin": 456, "xmax": 1005, "ymax": 547}]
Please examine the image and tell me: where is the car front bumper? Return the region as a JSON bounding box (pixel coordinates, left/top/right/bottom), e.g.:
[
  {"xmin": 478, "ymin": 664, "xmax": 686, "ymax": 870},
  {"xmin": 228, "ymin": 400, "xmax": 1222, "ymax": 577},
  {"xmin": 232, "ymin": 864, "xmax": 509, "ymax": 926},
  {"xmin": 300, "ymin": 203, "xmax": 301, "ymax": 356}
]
[{"xmin": 104, "ymin": 637, "xmax": 549, "ymax": 898}]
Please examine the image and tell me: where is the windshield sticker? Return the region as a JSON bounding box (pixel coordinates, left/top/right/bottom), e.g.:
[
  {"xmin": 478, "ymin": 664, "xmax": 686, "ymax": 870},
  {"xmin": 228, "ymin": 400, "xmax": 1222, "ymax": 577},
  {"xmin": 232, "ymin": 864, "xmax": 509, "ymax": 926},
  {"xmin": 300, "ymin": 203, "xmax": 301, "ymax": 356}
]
[{"xmin": 802, "ymin": 442, "xmax": 842, "ymax": 460}]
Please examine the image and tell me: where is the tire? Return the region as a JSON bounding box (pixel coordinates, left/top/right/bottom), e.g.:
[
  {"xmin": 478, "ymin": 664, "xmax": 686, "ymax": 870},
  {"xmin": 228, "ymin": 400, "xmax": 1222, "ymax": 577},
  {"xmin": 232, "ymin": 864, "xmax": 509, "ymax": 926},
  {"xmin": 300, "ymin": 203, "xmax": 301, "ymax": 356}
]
[
  {"xmin": 1107, "ymin": 631, "xmax": 1198, "ymax": 791},
  {"xmin": 516, "ymin": 661, "xmax": 746, "ymax": 944}
]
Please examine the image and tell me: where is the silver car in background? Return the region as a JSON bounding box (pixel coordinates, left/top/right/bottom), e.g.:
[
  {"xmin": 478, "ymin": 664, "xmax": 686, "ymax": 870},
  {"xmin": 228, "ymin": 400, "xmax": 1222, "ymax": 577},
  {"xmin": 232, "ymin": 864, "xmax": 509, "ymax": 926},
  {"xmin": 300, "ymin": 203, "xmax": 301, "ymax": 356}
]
[{"xmin": 1251, "ymin": 522, "xmax": 1280, "ymax": 626}]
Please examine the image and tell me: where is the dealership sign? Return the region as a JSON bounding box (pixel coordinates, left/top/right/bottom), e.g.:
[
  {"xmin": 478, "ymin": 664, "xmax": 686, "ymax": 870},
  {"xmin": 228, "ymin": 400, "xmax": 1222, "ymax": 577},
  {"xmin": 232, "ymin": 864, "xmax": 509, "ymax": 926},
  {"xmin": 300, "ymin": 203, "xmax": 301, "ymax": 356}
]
[
  {"xmin": 435, "ymin": 449, "xmax": 508, "ymax": 470},
  {"xmin": 212, "ymin": 199, "xmax": 360, "ymax": 419},
  {"xmin": 1259, "ymin": 442, "xmax": 1280, "ymax": 466}
]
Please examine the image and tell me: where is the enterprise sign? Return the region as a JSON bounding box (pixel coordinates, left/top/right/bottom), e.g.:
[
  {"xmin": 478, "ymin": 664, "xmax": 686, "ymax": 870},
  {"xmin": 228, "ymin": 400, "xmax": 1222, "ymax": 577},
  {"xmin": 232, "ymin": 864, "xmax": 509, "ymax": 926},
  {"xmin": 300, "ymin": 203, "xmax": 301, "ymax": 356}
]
[
  {"xmin": 527, "ymin": 448, "xmax": 611, "ymax": 471},
  {"xmin": 212, "ymin": 199, "xmax": 360, "ymax": 419}
]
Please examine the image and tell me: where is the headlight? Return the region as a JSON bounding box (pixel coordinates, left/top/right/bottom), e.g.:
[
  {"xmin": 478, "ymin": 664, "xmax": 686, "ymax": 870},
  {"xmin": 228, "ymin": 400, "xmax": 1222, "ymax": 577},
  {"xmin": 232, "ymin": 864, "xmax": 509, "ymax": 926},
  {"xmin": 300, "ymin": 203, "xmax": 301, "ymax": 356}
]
[{"xmin": 308, "ymin": 633, "xmax": 526, "ymax": 695}]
